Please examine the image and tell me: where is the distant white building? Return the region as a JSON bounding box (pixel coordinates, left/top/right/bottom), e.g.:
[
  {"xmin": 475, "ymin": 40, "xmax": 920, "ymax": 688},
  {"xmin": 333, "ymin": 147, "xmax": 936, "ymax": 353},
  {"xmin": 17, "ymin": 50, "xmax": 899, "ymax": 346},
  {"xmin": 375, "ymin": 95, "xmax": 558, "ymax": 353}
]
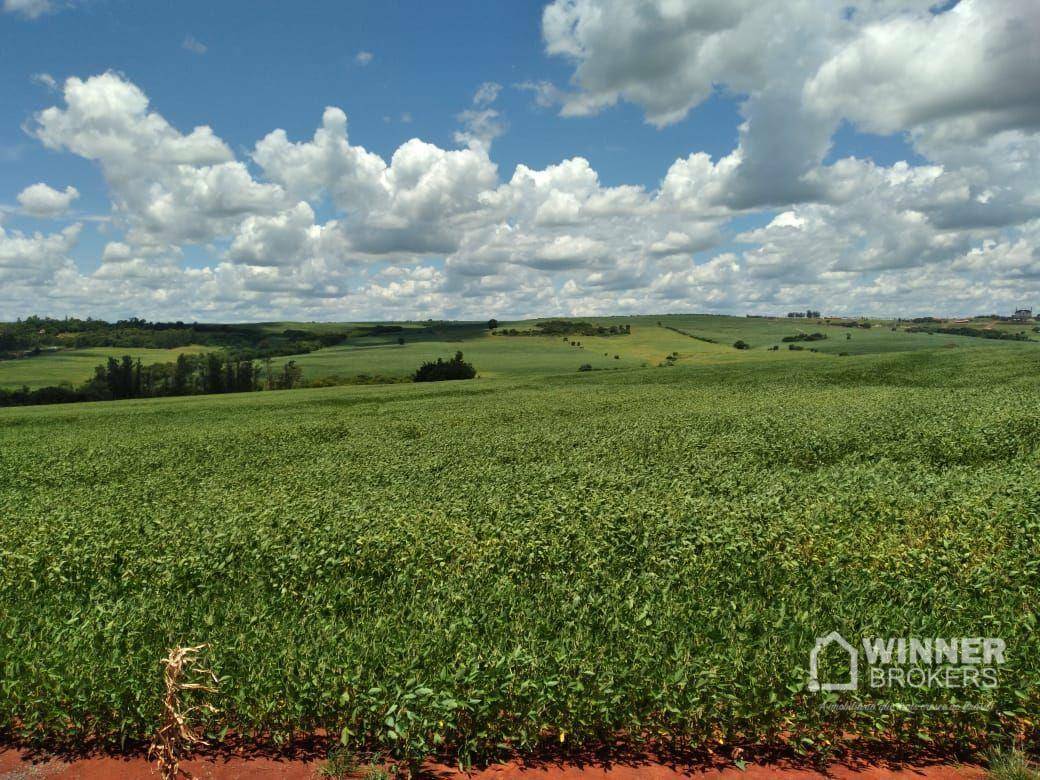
[{"xmin": 1012, "ymin": 308, "xmax": 1033, "ymax": 322}]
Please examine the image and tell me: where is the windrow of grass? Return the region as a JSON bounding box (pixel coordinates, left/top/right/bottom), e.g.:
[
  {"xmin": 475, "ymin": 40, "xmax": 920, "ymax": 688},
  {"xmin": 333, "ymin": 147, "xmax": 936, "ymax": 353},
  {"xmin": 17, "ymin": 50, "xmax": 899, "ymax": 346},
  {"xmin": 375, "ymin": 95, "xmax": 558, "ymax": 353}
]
[{"xmin": 0, "ymin": 347, "xmax": 1038, "ymax": 766}]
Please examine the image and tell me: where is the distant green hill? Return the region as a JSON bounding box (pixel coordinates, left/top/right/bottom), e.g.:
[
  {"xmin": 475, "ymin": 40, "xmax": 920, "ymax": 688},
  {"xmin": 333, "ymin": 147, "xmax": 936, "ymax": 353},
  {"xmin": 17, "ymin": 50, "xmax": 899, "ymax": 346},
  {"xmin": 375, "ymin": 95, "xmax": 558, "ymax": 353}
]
[{"xmin": 2, "ymin": 313, "xmax": 1036, "ymax": 390}]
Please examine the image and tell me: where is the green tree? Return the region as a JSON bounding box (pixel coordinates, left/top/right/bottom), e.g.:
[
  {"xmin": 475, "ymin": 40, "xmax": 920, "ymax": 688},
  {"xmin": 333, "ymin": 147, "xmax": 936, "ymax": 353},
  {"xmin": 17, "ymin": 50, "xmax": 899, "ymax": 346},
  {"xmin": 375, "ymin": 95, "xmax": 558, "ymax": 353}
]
[
  {"xmin": 412, "ymin": 351, "xmax": 477, "ymax": 382},
  {"xmin": 205, "ymin": 353, "xmax": 225, "ymax": 394},
  {"xmin": 173, "ymin": 354, "xmax": 191, "ymax": 395},
  {"xmin": 280, "ymin": 360, "xmax": 302, "ymax": 389}
]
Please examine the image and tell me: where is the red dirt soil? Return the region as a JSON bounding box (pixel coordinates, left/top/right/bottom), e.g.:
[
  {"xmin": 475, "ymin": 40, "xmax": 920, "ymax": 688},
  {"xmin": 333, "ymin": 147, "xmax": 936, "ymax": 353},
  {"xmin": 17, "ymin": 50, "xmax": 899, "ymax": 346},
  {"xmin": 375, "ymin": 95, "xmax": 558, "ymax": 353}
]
[{"xmin": 0, "ymin": 749, "xmax": 985, "ymax": 780}]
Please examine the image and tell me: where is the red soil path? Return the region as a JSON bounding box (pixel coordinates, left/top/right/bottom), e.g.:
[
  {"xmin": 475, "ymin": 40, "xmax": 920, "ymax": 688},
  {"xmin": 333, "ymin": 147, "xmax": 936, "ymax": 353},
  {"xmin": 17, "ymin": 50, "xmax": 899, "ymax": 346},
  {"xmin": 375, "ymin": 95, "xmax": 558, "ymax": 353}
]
[{"xmin": 0, "ymin": 749, "xmax": 984, "ymax": 780}]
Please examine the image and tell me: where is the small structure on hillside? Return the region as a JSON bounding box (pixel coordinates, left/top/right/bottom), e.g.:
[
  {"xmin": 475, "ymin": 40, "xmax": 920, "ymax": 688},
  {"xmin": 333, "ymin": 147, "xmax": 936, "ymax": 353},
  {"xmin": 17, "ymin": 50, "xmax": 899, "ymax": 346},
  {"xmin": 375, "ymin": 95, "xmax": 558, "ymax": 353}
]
[{"xmin": 1012, "ymin": 308, "xmax": 1033, "ymax": 322}]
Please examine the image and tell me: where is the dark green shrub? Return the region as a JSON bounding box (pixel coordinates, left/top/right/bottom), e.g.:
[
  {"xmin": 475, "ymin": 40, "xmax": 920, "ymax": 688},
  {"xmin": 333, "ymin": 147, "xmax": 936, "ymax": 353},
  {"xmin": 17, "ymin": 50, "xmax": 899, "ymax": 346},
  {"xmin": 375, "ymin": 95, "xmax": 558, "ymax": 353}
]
[{"xmin": 412, "ymin": 351, "xmax": 476, "ymax": 382}]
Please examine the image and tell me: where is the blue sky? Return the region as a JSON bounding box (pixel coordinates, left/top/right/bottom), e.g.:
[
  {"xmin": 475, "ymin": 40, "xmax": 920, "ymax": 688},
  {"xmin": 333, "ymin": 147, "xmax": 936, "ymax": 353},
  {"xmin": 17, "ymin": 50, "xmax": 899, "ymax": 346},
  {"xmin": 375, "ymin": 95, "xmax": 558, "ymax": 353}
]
[
  {"xmin": 2, "ymin": 1, "xmax": 759, "ymax": 214},
  {"xmin": 2, "ymin": 1, "xmax": 757, "ymax": 281},
  {"xmin": 1, "ymin": 0, "xmax": 1037, "ymax": 320}
]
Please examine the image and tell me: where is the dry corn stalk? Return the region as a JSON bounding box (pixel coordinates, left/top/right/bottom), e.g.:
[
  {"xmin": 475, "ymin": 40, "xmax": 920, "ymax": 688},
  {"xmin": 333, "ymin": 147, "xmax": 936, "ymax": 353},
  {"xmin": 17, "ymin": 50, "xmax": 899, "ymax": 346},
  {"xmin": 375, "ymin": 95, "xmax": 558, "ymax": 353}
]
[{"xmin": 149, "ymin": 644, "xmax": 219, "ymax": 780}]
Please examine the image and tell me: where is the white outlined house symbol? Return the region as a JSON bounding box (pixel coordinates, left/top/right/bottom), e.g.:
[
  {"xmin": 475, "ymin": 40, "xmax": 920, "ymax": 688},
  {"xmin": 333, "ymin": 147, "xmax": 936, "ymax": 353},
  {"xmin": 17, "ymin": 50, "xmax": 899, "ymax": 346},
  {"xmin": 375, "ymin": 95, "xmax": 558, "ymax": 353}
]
[{"xmin": 808, "ymin": 631, "xmax": 858, "ymax": 692}]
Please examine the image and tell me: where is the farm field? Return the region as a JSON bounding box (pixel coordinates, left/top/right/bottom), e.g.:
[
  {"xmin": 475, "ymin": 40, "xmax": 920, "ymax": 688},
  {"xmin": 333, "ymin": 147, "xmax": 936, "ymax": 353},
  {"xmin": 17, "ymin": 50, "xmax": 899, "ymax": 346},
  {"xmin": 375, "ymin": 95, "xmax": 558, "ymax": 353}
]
[
  {"xmin": 4, "ymin": 315, "xmax": 1034, "ymax": 391},
  {"xmin": 656, "ymin": 315, "xmax": 1038, "ymax": 354},
  {"xmin": 266, "ymin": 314, "xmax": 1037, "ymax": 381},
  {"xmin": 270, "ymin": 326, "xmax": 646, "ymax": 379},
  {"xmin": 1, "ymin": 339, "xmax": 1039, "ymax": 769},
  {"xmin": 6, "ymin": 0, "xmax": 1040, "ymax": 776},
  {"xmin": 0, "ymin": 345, "xmax": 211, "ymax": 389}
]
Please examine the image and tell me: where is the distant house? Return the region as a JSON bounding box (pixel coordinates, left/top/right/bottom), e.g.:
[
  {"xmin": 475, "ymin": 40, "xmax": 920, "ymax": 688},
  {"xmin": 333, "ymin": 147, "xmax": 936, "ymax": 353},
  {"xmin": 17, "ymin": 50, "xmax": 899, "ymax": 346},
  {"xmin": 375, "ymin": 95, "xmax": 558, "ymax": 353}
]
[{"xmin": 1012, "ymin": 308, "xmax": 1033, "ymax": 322}]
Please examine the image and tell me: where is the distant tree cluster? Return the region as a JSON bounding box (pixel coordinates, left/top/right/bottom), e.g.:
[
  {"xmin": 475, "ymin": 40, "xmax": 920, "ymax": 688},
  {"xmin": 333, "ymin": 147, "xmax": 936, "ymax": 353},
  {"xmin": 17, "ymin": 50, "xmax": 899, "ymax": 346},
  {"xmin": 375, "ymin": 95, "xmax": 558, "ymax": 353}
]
[
  {"xmin": 905, "ymin": 326, "xmax": 1029, "ymax": 341},
  {"xmin": 829, "ymin": 320, "xmax": 872, "ymax": 329},
  {"xmin": 101, "ymin": 353, "xmax": 269, "ymax": 399},
  {"xmin": 781, "ymin": 332, "xmax": 827, "ymax": 343},
  {"xmin": 493, "ymin": 320, "xmax": 631, "ymax": 337},
  {"xmin": 412, "ymin": 351, "xmax": 477, "ymax": 382},
  {"xmin": 0, "ymin": 385, "xmax": 93, "ymax": 406},
  {"xmin": 0, "ymin": 352, "xmax": 310, "ymax": 408},
  {"xmin": 662, "ymin": 325, "xmax": 717, "ymax": 344},
  {"xmin": 0, "ymin": 316, "xmax": 399, "ymax": 362}
]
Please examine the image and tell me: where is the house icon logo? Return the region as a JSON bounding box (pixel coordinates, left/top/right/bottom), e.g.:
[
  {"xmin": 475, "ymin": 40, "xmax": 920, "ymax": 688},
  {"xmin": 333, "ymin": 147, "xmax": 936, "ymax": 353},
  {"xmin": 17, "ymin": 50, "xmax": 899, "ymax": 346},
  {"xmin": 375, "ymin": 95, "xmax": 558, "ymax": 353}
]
[{"xmin": 808, "ymin": 631, "xmax": 858, "ymax": 692}]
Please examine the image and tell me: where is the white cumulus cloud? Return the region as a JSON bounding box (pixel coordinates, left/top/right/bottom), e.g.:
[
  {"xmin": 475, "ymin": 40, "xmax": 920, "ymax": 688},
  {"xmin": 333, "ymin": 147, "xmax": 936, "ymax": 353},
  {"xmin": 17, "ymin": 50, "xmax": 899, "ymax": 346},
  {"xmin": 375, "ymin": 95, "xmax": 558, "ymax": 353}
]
[
  {"xmin": 5, "ymin": 21, "xmax": 1040, "ymax": 324},
  {"xmin": 17, "ymin": 183, "xmax": 79, "ymax": 217},
  {"xmin": 3, "ymin": 0, "xmax": 54, "ymax": 19}
]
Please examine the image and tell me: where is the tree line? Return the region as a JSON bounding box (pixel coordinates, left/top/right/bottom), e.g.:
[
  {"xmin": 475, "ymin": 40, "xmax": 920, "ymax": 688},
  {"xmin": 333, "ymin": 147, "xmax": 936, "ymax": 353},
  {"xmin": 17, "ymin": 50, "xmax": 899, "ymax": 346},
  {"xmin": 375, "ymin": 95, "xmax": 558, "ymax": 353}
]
[
  {"xmin": 905, "ymin": 325, "xmax": 1030, "ymax": 341},
  {"xmin": 1, "ymin": 347, "xmax": 480, "ymax": 407},
  {"xmin": 0, "ymin": 353, "xmax": 305, "ymax": 407},
  {"xmin": 0, "ymin": 316, "xmax": 399, "ymax": 360},
  {"xmin": 492, "ymin": 320, "xmax": 632, "ymax": 337},
  {"xmin": 94, "ymin": 353, "xmax": 304, "ymax": 399}
]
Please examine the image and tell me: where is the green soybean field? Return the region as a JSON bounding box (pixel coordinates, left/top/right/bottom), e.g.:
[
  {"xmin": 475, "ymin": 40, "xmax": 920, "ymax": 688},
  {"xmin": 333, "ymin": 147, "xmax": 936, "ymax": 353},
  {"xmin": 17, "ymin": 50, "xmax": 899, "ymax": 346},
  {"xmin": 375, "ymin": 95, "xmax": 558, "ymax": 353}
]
[{"xmin": 1, "ymin": 342, "xmax": 1038, "ymax": 767}]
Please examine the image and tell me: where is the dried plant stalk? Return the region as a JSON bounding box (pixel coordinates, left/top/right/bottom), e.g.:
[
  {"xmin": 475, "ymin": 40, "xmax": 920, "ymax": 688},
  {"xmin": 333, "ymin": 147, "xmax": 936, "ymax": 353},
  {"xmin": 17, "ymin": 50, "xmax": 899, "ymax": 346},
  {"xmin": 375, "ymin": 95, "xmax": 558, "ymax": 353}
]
[{"xmin": 149, "ymin": 644, "xmax": 219, "ymax": 780}]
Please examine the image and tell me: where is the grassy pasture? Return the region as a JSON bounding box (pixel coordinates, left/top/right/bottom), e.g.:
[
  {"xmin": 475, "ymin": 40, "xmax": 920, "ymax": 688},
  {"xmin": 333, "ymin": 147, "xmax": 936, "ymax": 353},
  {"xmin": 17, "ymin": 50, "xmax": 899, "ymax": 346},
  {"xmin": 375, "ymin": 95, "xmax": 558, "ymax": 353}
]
[
  {"xmin": 1, "ymin": 342, "xmax": 1039, "ymax": 765},
  {"xmin": 272, "ymin": 328, "xmax": 642, "ymax": 379}
]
